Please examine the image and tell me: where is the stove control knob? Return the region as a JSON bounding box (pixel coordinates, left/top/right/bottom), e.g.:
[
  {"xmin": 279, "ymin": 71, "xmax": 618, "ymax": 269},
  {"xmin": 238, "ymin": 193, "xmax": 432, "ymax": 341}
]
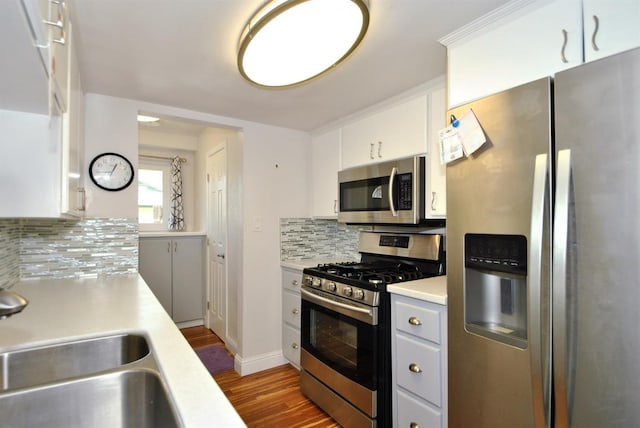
[
  {"xmin": 353, "ymin": 289, "xmax": 365, "ymax": 300},
  {"xmin": 303, "ymin": 275, "xmax": 313, "ymax": 286},
  {"xmin": 326, "ymin": 282, "xmax": 337, "ymax": 292},
  {"xmin": 312, "ymin": 278, "xmax": 322, "ymax": 288},
  {"xmin": 343, "ymin": 287, "xmax": 353, "ymax": 297}
]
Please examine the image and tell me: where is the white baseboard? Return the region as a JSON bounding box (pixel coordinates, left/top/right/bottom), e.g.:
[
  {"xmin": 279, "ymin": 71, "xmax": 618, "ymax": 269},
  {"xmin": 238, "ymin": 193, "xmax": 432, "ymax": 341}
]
[
  {"xmin": 176, "ymin": 319, "xmax": 204, "ymax": 329},
  {"xmin": 234, "ymin": 350, "xmax": 288, "ymax": 376}
]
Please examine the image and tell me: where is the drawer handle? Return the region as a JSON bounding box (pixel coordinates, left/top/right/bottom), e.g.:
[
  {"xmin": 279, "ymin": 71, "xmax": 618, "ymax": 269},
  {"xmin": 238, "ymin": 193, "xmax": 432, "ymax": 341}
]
[
  {"xmin": 410, "ymin": 423, "xmax": 421, "ymax": 428},
  {"xmin": 292, "ymin": 343, "xmax": 299, "ymax": 350},
  {"xmin": 291, "ymin": 279, "xmax": 298, "ymax": 287},
  {"xmin": 409, "ymin": 363, "xmax": 423, "ymax": 373},
  {"xmin": 292, "ymin": 308, "xmax": 300, "ymax": 315},
  {"xmin": 408, "ymin": 317, "xmax": 422, "ymax": 326}
]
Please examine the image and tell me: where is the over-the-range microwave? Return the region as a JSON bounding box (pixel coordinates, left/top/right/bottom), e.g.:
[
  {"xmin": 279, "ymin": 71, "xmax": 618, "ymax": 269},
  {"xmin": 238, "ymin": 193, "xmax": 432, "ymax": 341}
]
[{"xmin": 338, "ymin": 155, "xmax": 444, "ymax": 226}]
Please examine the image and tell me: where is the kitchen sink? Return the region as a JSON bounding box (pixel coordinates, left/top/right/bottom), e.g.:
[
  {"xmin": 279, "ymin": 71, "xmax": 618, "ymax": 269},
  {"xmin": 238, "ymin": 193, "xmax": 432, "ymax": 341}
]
[
  {"xmin": 0, "ymin": 369, "xmax": 180, "ymax": 428},
  {"xmin": 0, "ymin": 333, "xmax": 150, "ymax": 391}
]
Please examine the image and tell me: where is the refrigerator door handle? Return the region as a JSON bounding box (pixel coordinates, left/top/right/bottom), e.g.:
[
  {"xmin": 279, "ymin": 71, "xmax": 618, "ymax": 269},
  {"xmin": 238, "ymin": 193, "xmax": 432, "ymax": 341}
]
[
  {"xmin": 529, "ymin": 153, "xmax": 551, "ymax": 428},
  {"xmin": 553, "ymin": 149, "xmax": 572, "ymax": 427}
]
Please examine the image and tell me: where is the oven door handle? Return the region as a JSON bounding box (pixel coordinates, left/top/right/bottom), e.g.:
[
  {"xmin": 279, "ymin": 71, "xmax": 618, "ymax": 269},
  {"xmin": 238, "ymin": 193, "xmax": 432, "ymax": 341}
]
[{"xmin": 301, "ymin": 289, "xmax": 376, "ymax": 325}]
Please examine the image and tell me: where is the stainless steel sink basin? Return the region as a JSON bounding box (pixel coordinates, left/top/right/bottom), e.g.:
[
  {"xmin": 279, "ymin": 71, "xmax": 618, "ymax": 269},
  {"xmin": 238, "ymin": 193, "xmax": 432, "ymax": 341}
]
[
  {"xmin": 0, "ymin": 369, "xmax": 180, "ymax": 428},
  {"xmin": 0, "ymin": 333, "xmax": 150, "ymax": 391}
]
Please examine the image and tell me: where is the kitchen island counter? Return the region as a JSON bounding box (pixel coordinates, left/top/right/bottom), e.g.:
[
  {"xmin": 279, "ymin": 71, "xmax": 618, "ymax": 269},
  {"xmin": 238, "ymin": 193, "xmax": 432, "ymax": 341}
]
[{"xmin": 0, "ymin": 274, "xmax": 245, "ymax": 427}]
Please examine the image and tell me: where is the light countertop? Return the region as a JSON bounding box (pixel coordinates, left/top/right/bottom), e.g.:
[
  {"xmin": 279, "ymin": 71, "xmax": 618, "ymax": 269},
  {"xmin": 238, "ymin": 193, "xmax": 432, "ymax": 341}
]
[
  {"xmin": 1, "ymin": 275, "xmax": 245, "ymax": 427},
  {"xmin": 387, "ymin": 275, "xmax": 447, "ymax": 305}
]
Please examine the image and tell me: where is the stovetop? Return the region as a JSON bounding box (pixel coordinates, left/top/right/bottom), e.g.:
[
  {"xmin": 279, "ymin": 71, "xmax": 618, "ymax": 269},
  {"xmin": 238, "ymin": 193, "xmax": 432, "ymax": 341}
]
[{"xmin": 304, "ymin": 258, "xmax": 443, "ymax": 291}]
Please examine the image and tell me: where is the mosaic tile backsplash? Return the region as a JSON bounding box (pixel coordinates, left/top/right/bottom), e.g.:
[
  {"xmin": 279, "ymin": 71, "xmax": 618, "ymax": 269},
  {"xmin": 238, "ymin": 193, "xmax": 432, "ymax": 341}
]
[
  {"xmin": 0, "ymin": 218, "xmax": 138, "ymax": 286},
  {"xmin": 280, "ymin": 218, "xmax": 368, "ymax": 261},
  {"xmin": 0, "ymin": 220, "xmax": 20, "ymax": 288}
]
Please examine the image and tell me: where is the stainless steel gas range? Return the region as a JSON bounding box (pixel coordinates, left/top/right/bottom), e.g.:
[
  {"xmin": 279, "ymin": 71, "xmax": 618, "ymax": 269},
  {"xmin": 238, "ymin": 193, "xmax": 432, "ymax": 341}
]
[{"xmin": 300, "ymin": 231, "xmax": 445, "ymax": 428}]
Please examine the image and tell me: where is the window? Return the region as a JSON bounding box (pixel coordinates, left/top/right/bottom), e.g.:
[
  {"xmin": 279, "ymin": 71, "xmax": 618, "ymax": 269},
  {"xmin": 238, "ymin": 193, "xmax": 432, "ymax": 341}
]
[{"xmin": 138, "ymin": 161, "xmax": 171, "ymax": 231}]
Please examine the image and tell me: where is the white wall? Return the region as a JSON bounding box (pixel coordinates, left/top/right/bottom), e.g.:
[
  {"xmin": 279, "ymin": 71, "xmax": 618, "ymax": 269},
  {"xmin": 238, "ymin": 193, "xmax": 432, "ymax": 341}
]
[
  {"xmin": 84, "ymin": 94, "xmax": 138, "ymax": 218},
  {"xmin": 83, "ymin": 93, "xmax": 310, "ymax": 374}
]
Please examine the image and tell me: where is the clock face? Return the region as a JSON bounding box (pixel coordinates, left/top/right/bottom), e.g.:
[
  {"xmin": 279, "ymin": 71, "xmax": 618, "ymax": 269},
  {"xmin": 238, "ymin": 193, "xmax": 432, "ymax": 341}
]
[{"xmin": 89, "ymin": 153, "xmax": 135, "ymax": 191}]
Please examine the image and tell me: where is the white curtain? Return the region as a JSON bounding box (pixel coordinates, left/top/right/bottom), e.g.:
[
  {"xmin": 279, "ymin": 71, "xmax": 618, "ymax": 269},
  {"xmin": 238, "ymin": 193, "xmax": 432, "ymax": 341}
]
[{"xmin": 168, "ymin": 156, "xmax": 184, "ymax": 231}]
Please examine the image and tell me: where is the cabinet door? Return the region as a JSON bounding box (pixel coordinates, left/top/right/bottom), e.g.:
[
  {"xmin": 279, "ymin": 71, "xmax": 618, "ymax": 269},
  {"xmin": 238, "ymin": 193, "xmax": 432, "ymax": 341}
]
[
  {"xmin": 426, "ymin": 87, "xmax": 447, "ymax": 218},
  {"xmin": 397, "ymin": 389, "xmax": 443, "ymax": 428},
  {"xmin": 310, "ymin": 128, "xmax": 340, "ymax": 218},
  {"xmin": 282, "ymin": 268, "xmax": 302, "ymax": 293},
  {"xmin": 283, "ymin": 289, "xmax": 301, "ymax": 329},
  {"xmin": 446, "ymin": 0, "xmax": 582, "ymax": 108},
  {"xmin": 171, "ymin": 237, "xmax": 204, "ymax": 323},
  {"xmin": 396, "ymin": 334, "xmax": 443, "ymax": 407},
  {"xmin": 342, "ymin": 95, "xmax": 427, "ymax": 168},
  {"xmin": 61, "ymin": 19, "xmax": 84, "ymax": 217},
  {"xmin": 283, "ymin": 323, "xmax": 301, "ymax": 367},
  {"xmin": 583, "ymin": 0, "xmax": 640, "ymax": 62},
  {"xmin": 139, "ymin": 238, "xmax": 173, "ymax": 316}
]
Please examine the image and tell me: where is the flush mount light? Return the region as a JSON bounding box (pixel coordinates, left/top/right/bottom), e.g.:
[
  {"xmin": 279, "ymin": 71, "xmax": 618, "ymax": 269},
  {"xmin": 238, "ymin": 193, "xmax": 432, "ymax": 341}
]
[
  {"xmin": 137, "ymin": 114, "xmax": 160, "ymax": 123},
  {"xmin": 237, "ymin": 0, "xmax": 369, "ymax": 88}
]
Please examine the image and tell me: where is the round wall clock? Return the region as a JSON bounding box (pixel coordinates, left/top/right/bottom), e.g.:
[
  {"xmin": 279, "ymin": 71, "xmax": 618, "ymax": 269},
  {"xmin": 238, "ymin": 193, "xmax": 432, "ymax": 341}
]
[{"xmin": 89, "ymin": 152, "xmax": 135, "ymax": 191}]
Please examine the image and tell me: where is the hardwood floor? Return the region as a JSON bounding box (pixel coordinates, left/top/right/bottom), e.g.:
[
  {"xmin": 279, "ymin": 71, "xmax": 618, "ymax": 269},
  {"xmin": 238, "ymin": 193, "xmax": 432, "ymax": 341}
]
[{"xmin": 181, "ymin": 326, "xmax": 341, "ymax": 428}]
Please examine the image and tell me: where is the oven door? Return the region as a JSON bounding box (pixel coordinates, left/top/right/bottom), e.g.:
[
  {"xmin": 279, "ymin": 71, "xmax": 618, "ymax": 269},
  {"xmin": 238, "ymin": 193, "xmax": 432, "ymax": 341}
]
[{"xmin": 300, "ymin": 287, "xmax": 378, "ymax": 390}]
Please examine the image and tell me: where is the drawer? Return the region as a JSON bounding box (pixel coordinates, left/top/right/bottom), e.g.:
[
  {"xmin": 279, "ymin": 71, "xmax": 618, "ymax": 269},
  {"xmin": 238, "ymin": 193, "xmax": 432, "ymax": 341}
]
[
  {"xmin": 397, "ymin": 389, "xmax": 442, "ymax": 428},
  {"xmin": 282, "ymin": 268, "xmax": 302, "ymax": 293},
  {"xmin": 395, "ymin": 334, "xmax": 442, "ymax": 407},
  {"xmin": 283, "ymin": 289, "xmax": 301, "ymax": 328},
  {"xmin": 394, "ymin": 298, "xmax": 442, "ymax": 344},
  {"xmin": 282, "ymin": 323, "xmax": 300, "ymax": 367}
]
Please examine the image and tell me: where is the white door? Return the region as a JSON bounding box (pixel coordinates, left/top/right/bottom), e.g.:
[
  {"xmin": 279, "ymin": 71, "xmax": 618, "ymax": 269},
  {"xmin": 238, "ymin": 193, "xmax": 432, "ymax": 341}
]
[{"xmin": 206, "ymin": 147, "xmax": 227, "ymax": 340}]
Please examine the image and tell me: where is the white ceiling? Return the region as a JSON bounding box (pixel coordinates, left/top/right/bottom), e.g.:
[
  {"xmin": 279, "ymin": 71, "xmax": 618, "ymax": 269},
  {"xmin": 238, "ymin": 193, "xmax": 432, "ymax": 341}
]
[{"xmin": 71, "ymin": 0, "xmax": 510, "ymax": 132}]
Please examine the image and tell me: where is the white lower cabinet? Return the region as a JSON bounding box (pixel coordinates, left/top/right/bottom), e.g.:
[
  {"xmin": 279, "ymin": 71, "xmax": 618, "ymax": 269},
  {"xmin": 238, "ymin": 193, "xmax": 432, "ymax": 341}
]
[
  {"xmin": 392, "ymin": 294, "xmax": 447, "ymax": 428},
  {"xmin": 282, "ymin": 267, "xmax": 303, "ymax": 367},
  {"xmin": 139, "ymin": 236, "xmax": 204, "ymax": 324}
]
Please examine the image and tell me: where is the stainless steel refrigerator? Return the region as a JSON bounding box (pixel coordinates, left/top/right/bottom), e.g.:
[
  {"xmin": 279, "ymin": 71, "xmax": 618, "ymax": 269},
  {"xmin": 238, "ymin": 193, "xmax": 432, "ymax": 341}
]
[{"xmin": 446, "ymin": 47, "xmax": 640, "ymax": 428}]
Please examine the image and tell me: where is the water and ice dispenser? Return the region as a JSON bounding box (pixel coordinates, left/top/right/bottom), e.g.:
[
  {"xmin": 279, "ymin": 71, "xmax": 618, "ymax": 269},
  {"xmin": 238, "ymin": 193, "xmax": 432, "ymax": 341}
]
[{"xmin": 464, "ymin": 234, "xmax": 528, "ymax": 349}]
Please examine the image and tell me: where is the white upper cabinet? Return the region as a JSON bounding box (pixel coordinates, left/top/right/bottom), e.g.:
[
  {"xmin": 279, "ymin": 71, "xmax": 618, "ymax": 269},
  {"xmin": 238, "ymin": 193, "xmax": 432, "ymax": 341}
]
[
  {"xmin": 443, "ymin": 0, "xmax": 583, "ymax": 108},
  {"xmin": 310, "ymin": 128, "xmax": 341, "ymax": 218},
  {"xmin": 0, "ymin": 0, "xmax": 83, "ymax": 218},
  {"xmin": 442, "ymin": 0, "xmax": 640, "ymax": 108},
  {"xmin": 426, "ymin": 87, "xmax": 447, "ymax": 218},
  {"xmin": 1, "ymin": 0, "xmax": 50, "ymax": 114},
  {"xmin": 583, "ymin": 0, "xmax": 640, "ymax": 61},
  {"xmin": 341, "ymin": 95, "xmax": 428, "ymax": 169}
]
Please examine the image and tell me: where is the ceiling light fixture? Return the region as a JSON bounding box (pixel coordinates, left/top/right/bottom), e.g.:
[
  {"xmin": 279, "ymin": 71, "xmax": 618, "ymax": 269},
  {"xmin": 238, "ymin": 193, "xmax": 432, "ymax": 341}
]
[
  {"xmin": 137, "ymin": 114, "xmax": 160, "ymax": 123},
  {"xmin": 237, "ymin": 0, "xmax": 370, "ymax": 88}
]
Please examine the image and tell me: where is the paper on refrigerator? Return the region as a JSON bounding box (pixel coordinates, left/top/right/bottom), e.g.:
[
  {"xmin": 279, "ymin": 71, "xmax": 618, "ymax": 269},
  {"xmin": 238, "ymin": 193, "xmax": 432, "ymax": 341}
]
[{"xmin": 438, "ymin": 109, "xmax": 487, "ymax": 164}]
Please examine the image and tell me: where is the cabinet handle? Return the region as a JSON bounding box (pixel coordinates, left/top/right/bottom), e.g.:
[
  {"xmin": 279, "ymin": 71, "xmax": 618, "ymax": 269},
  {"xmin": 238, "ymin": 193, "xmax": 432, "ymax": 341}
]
[
  {"xmin": 377, "ymin": 141, "xmax": 382, "ymax": 158},
  {"xmin": 591, "ymin": 15, "xmax": 600, "ymax": 52},
  {"xmin": 292, "ymin": 308, "xmax": 300, "ymax": 315},
  {"xmin": 408, "ymin": 316, "xmax": 422, "ymax": 326},
  {"xmin": 409, "ymin": 363, "xmax": 423, "ymax": 373},
  {"xmin": 174, "ymin": 242, "xmax": 178, "ymax": 252},
  {"xmin": 370, "ymin": 142, "xmax": 375, "ymax": 159},
  {"xmin": 77, "ymin": 187, "xmax": 86, "ymax": 211},
  {"xmin": 560, "ymin": 29, "xmax": 568, "ymax": 63},
  {"xmin": 167, "ymin": 242, "xmax": 171, "ymax": 253},
  {"xmin": 431, "ymin": 191, "xmax": 437, "ymax": 211},
  {"xmin": 333, "ymin": 199, "xmax": 338, "ymax": 214},
  {"xmin": 410, "ymin": 423, "xmax": 421, "ymax": 428},
  {"xmin": 291, "ymin": 279, "xmax": 298, "ymax": 287},
  {"xmin": 292, "ymin": 343, "xmax": 299, "ymax": 350}
]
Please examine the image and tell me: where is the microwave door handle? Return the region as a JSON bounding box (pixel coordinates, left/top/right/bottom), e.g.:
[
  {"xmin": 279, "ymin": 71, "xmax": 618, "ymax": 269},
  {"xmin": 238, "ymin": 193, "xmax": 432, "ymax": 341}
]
[{"xmin": 388, "ymin": 167, "xmax": 398, "ymax": 216}]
